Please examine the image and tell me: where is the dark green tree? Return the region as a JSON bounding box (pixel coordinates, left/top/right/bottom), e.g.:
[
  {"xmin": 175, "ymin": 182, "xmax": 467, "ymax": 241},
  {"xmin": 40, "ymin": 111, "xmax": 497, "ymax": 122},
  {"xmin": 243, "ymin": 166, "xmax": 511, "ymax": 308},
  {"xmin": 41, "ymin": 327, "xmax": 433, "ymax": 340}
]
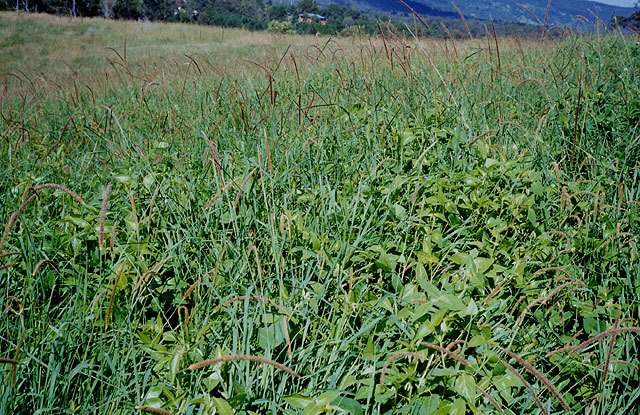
[
  {"xmin": 77, "ymin": 0, "xmax": 101, "ymax": 15},
  {"xmin": 143, "ymin": 0, "xmax": 176, "ymax": 20},
  {"xmin": 615, "ymin": 8, "xmax": 639, "ymax": 32},
  {"xmin": 297, "ymin": 0, "xmax": 317, "ymax": 13},
  {"xmin": 266, "ymin": 2, "xmax": 288, "ymax": 20},
  {"xmin": 113, "ymin": 0, "xmax": 143, "ymax": 19}
]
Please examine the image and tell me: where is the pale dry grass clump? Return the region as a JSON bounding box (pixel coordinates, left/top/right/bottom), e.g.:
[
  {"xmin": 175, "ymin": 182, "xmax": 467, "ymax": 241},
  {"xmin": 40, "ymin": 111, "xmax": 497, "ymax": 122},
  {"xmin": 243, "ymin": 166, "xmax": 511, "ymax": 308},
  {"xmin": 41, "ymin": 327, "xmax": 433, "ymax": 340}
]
[{"xmin": 1, "ymin": 10, "xmax": 541, "ymax": 100}]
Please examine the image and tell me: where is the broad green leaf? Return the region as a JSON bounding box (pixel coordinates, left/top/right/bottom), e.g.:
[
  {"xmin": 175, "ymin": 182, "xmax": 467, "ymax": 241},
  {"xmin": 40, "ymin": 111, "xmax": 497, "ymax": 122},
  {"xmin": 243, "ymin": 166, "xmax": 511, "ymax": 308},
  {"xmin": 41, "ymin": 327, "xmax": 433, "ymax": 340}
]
[
  {"xmin": 332, "ymin": 396, "xmax": 363, "ymax": 415},
  {"xmin": 211, "ymin": 397, "xmax": 234, "ymax": 415},
  {"xmin": 283, "ymin": 394, "xmax": 312, "ymax": 409},
  {"xmin": 142, "ymin": 384, "xmax": 163, "ymax": 405},
  {"xmin": 412, "ymin": 303, "xmax": 434, "ymax": 322},
  {"xmin": 485, "ymin": 158, "xmax": 499, "ymax": 169},
  {"xmin": 228, "ymin": 393, "xmax": 247, "ymax": 408},
  {"xmin": 258, "ymin": 319, "xmax": 284, "ymax": 350},
  {"xmin": 363, "ymin": 333, "xmax": 376, "ymax": 360},
  {"xmin": 61, "ymin": 216, "xmax": 89, "ymax": 228},
  {"xmin": 143, "ymin": 174, "xmax": 155, "ymax": 189},
  {"xmin": 169, "ymin": 345, "xmax": 184, "ymax": 382},
  {"xmin": 450, "ymin": 398, "xmax": 467, "ymax": 415},
  {"xmin": 455, "ymin": 373, "xmax": 478, "ymax": 403},
  {"xmin": 436, "ymin": 398, "xmax": 466, "ymax": 415},
  {"xmin": 474, "ymin": 257, "xmax": 493, "ymax": 273},
  {"xmin": 430, "ymin": 367, "xmax": 460, "ymax": 377},
  {"xmin": 494, "ymin": 371, "xmax": 524, "ymax": 402},
  {"xmin": 416, "ymin": 250, "xmax": 439, "ymax": 264},
  {"xmin": 465, "ymin": 298, "xmax": 479, "ymax": 316},
  {"xmin": 374, "ymin": 385, "xmax": 394, "ymax": 404},
  {"xmin": 417, "ymin": 281, "xmax": 442, "ymax": 299},
  {"xmin": 435, "ymin": 292, "xmax": 466, "ymax": 312},
  {"xmin": 393, "ymin": 203, "xmax": 407, "ymax": 221},
  {"xmin": 527, "ymin": 207, "xmax": 538, "ymax": 227},
  {"xmin": 376, "ymin": 252, "xmax": 398, "ymax": 272},
  {"xmin": 302, "ymin": 391, "xmax": 342, "ymax": 415},
  {"xmin": 401, "ymin": 283, "xmax": 418, "ymax": 302},
  {"xmin": 411, "ymin": 395, "xmax": 440, "ymax": 413},
  {"xmin": 115, "ymin": 175, "xmax": 132, "ymax": 183},
  {"xmin": 450, "ymin": 252, "xmax": 469, "ymax": 264},
  {"xmin": 531, "ymin": 181, "xmax": 543, "ymax": 196},
  {"xmin": 416, "ymin": 263, "xmax": 430, "ymax": 290}
]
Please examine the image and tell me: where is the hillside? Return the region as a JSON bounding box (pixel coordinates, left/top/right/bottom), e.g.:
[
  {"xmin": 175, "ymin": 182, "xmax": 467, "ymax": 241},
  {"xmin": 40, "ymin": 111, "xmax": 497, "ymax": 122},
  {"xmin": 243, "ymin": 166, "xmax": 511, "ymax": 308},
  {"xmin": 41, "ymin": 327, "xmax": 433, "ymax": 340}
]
[{"xmin": 322, "ymin": 0, "xmax": 636, "ymax": 25}]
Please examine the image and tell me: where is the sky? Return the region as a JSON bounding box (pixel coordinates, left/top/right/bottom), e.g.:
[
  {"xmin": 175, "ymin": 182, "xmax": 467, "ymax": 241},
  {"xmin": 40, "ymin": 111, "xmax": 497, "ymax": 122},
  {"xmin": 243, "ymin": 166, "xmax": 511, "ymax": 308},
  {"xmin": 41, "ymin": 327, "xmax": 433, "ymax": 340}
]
[{"xmin": 592, "ymin": 0, "xmax": 636, "ymax": 6}]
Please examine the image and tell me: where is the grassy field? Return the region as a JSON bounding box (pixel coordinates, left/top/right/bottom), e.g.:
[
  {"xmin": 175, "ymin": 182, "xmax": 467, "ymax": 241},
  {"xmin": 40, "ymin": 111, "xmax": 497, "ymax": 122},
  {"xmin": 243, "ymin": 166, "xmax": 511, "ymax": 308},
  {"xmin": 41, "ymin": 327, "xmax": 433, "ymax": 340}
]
[{"xmin": 1, "ymin": 11, "xmax": 639, "ymax": 415}]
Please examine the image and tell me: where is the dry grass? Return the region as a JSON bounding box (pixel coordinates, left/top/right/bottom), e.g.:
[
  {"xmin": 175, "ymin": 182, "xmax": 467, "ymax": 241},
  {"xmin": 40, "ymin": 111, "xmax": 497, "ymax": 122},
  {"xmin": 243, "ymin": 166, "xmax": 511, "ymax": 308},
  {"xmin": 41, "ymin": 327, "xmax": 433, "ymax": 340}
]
[
  {"xmin": 503, "ymin": 349, "xmax": 571, "ymax": 411},
  {"xmin": 104, "ymin": 261, "xmax": 126, "ymax": 329},
  {"xmin": 188, "ymin": 354, "xmax": 299, "ymax": 378},
  {"xmin": 134, "ymin": 406, "xmax": 173, "ymax": 415},
  {"xmin": 547, "ymin": 327, "xmax": 640, "ymax": 357},
  {"xmin": 0, "ymin": 11, "xmax": 558, "ymax": 100},
  {"xmin": 26, "ymin": 183, "xmax": 85, "ymax": 205},
  {"xmin": 501, "ymin": 359, "xmax": 547, "ymax": 414},
  {"xmin": 420, "ymin": 341, "xmax": 471, "ymax": 366}
]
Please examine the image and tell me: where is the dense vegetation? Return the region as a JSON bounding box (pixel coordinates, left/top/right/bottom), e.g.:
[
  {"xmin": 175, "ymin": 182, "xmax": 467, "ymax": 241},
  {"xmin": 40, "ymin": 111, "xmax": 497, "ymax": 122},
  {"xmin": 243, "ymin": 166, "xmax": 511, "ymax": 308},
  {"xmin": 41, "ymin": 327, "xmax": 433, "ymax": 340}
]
[
  {"xmin": 1, "ymin": 12, "xmax": 639, "ymax": 415},
  {"xmin": 619, "ymin": 10, "xmax": 640, "ymax": 32},
  {"xmin": 1, "ymin": 0, "xmax": 548, "ymax": 37}
]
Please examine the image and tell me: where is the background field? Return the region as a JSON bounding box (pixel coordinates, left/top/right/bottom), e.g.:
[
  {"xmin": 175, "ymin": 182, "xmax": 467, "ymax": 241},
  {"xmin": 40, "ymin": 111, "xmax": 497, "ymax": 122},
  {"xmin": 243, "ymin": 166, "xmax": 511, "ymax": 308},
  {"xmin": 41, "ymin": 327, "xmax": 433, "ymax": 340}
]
[{"xmin": 1, "ymin": 12, "xmax": 639, "ymax": 414}]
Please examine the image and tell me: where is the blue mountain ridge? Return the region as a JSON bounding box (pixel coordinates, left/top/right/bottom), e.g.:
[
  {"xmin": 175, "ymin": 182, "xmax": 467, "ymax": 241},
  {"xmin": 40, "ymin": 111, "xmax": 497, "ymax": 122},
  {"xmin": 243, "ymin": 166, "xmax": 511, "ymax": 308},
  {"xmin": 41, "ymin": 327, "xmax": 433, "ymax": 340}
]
[{"xmin": 321, "ymin": 0, "xmax": 635, "ymax": 25}]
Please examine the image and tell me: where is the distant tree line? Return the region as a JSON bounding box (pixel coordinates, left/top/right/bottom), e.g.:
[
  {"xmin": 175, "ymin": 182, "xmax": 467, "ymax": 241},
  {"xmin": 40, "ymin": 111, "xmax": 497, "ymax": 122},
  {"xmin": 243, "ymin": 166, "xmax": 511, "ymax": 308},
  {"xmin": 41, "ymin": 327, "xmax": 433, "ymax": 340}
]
[
  {"xmin": 615, "ymin": 9, "xmax": 639, "ymax": 32},
  {"xmin": 0, "ymin": 0, "xmax": 550, "ymax": 38},
  {"xmin": 2, "ymin": 0, "xmax": 145, "ymax": 19}
]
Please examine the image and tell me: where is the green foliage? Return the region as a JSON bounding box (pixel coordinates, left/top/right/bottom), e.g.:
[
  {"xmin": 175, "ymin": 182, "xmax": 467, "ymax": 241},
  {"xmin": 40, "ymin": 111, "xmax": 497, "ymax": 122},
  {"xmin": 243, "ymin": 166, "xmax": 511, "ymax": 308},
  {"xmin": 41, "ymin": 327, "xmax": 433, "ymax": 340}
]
[
  {"xmin": 113, "ymin": 0, "xmax": 143, "ymax": 19},
  {"xmin": 1, "ymin": 14, "xmax": 639, "ymax": 415},
  {"xmin": 143, "ymin": 0, "xmax": 177, "ymax": 21},
  {"xmin": 0, "ymin": 0, "xmax": 546, "ymax": 37},
  {"xmin": 267, "ymin": 19, "xmax": 295, "ymax": 34},
  {"xmin": 297, "ymin": 0, "xmax": 318, "ymax": 13},
  {"xmin": 618, "ymin": 10, "xmax": 640, "ymax": 31}
]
